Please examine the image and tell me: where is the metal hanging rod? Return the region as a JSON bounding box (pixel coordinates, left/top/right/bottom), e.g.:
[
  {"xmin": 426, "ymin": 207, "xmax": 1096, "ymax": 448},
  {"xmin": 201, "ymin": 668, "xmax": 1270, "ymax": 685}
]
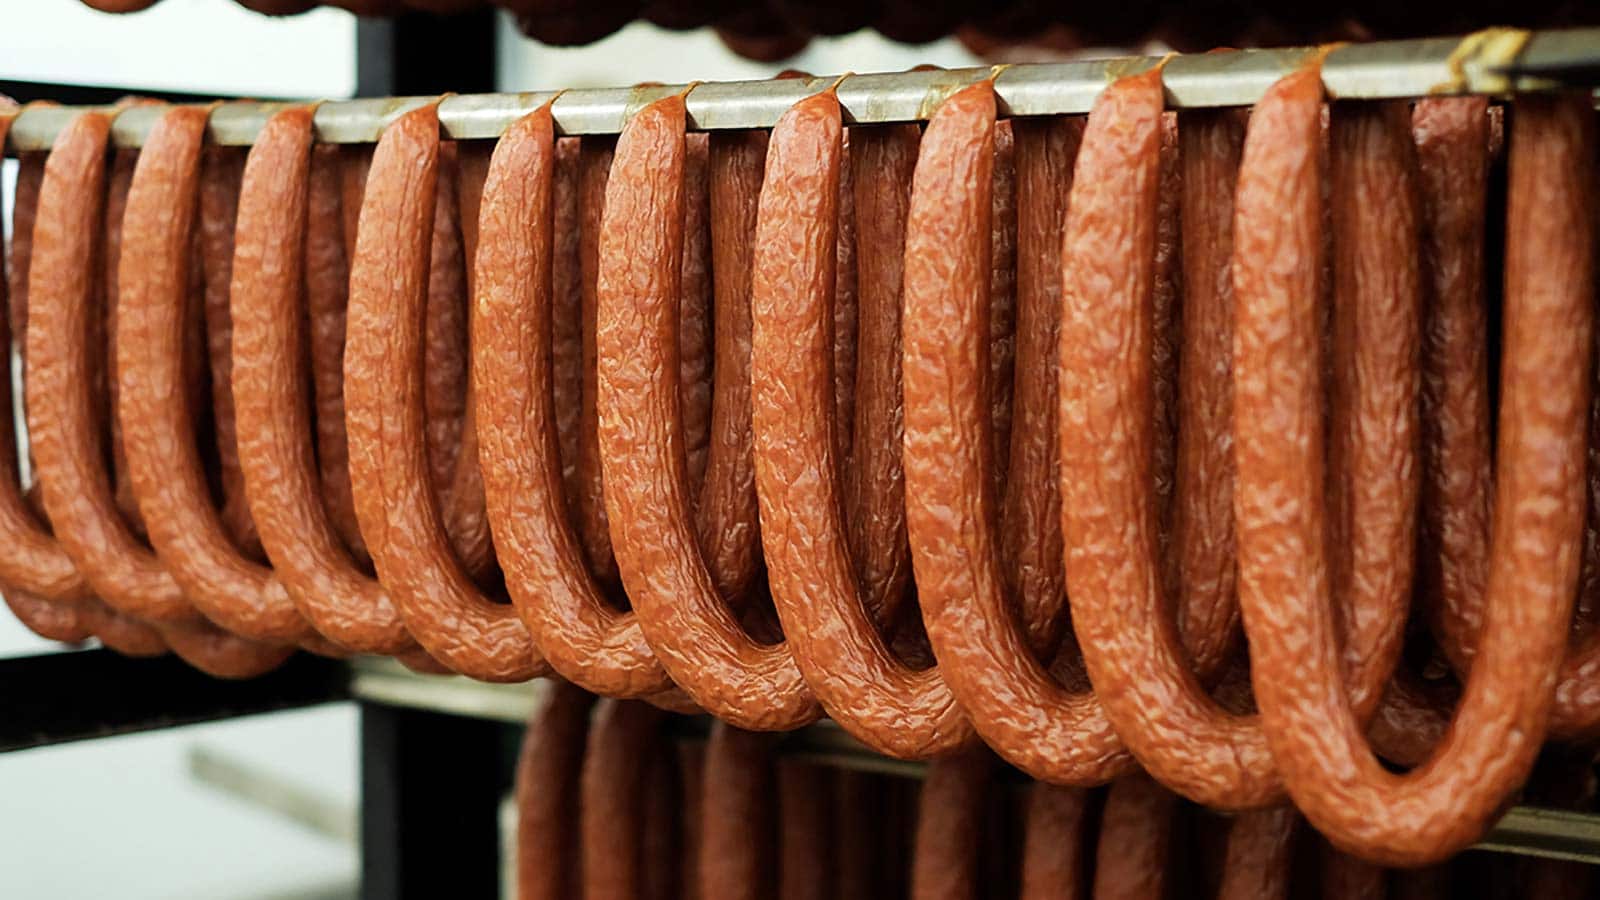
[{"xmin": 6, "ymin": 26, "xmax": 1599, "ymax": 153}]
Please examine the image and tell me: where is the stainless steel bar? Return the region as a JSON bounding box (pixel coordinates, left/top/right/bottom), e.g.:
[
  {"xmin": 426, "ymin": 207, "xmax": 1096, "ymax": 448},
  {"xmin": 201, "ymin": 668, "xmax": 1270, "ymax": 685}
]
[
  {"xmin": 346, "ymin": 658, "xmax": 1600, "ymax": 865},
  {"xmin": 7, "ymin": 27, "xmax": 1599, "ymax": 152}
]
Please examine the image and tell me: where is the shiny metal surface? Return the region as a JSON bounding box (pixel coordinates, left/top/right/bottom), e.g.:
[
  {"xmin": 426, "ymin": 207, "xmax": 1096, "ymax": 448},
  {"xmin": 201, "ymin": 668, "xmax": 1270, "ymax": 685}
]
[{"xmin": 7, "ymin": 27, "xmax": 1598, "ymax": 151}]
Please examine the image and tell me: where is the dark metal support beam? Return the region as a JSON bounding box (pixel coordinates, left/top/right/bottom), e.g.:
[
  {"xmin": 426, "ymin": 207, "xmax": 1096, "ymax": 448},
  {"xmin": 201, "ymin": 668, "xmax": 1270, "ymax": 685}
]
[{"xmin": 0, "ymin": 648, "xmax": 347, "ymax": 753}]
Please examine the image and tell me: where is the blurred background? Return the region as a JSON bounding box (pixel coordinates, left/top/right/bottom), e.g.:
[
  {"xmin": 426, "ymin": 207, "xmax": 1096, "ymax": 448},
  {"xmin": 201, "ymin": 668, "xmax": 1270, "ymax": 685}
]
[{"xmin": 0, "ymin": 3, "xmax": 979, "ymax": 897}]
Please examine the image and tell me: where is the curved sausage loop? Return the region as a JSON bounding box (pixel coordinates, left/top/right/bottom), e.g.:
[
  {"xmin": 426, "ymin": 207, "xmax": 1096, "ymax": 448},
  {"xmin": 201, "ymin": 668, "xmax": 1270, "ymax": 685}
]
[
  {"xmin": 475, "ymin": 104, "xmax": 673, "ymax": 697},
  {"xmin": 516, "ymin": 681, "xmax": 594, "ymax": 900},
  {"xmin": 1060, "ymin": 68, "xmax": 1417, "ymax": 807},
  {"xmin": 1410, "ymin": 98, "xmax": 1600, "ymax": 742},
  {"xmin": 901, "ymin": 79, "xmax": 1130, "ymax": 784},
  {"xmin": 1019, "ymin": 784, "xmax": 1090, "ymax": 900},
  {"xmin": 1217, "ymin": 808, "xmax": 1297, "ymax": 900},
  {"xmin": 908, "ymin": 748, "xmax": 989, "ymax": 900},
  {"xmin": 596, "ymin": 91, "xmax": 817, "ymax": 729},
  {"xmin": 26, "ymin": 110, "xmax": 287, "ymax": 678},
  {"xmin": 1233, "ymin": 78, "xmax": 1593, "ymax": 863},
  {"xmin": 750, "ymin": 85, "xmax": 968, "ymax": 756},
  {"xmin": 118, "ymin": 104, "xmax": 322, "ymax": 645},
  {"xmin": 700, "ymin": 723, "xmax": 776, "ymax": 900},
  {"xmin": 0, "ymin": 109, "xmax": 95, "ymax": 607},
  {"xmin": 343, "ymin": 101, "xmax": 546, "ymax": 683},
  {"xmin": 228, "ymin": 106, "xmax": 424, "ymax": 657},
  {"xmin": 1090, "ymin": 776, "xmax": 1177, "ymax": 900}
]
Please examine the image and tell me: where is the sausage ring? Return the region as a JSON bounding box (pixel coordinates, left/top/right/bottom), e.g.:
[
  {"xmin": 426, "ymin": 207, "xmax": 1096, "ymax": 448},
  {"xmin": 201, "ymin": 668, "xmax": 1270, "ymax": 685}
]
[
  {"xmin": 909, "ymin": 749, "xmax": 990, "ymax": 900},
  {"xmin": 474, "ymin": 103, "xmax": 673, "ymax": 696},
  {"xmin": 344, "ymin": 101, "xmax": 546, "ymax": 682},
  {"xmin": 699, "ymin": 723, "xmax": 777, "ymax": 900},
  {"xmin": 1090, "ymin": 776, "xmax": 1178, "ymax": 900},
  {"xmin": 902, "ymin": 79, "xmax": 1131, "ymax": 784},
  {"xmin": 516, "ymin": 681, "xmax": 595, "ymax": 900},
  {"xmin": 596, "ymin": 91, "xmax": 817, "ymax": 729},
  {"xmin": 750, "ymin": 85, "xmax": 968, "ymax": 755},
  {"xmin": 27, "ymin": 110, "xmax": 287, "ymax": 677},
  {"xmin": 1233, "ymin": 74, "xmax": 1593, "ymax": 863}
]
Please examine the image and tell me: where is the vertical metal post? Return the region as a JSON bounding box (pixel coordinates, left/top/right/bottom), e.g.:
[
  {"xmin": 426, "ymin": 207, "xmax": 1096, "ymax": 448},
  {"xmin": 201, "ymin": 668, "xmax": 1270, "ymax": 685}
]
[
  {"xmin": 355, "ymin": 8, "xmax": 499, "ymax": 98},
  {"xmin": 360, "ymin": 704, "xmax": 509, "ymax": 900}
]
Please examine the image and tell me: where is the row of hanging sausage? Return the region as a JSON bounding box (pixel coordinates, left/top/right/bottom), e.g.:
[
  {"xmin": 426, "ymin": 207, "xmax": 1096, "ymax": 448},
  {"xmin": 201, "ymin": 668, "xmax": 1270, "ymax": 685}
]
[
  {"xmin": 518, "ymin": 686, "xmax": 1597, "ymax": 899},
  {"xmin": 74, "ymin": 0, "xmax": 1600, "ymax": 58},
  {"xmin": 1, "ymin": 55, "xmax": 1596, "ymax": 866}
]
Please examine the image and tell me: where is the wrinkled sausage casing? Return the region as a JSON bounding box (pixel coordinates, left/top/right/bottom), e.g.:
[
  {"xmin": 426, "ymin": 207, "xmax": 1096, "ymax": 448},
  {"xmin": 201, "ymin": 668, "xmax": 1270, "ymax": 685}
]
[
  {"xmin": 751, "ymin": 85, "xmax": 968, "ymax": 757},
  {"xmin": 1234, "ymin": 70, "xmax": 1594, "ymax": 863},
  {"xmin": 344, "ymin": 101, "xmax": 546, "ymax": 683},
  {"xmin": 596, "ymin": 92, "xmax": 816, "ymax": 730}
]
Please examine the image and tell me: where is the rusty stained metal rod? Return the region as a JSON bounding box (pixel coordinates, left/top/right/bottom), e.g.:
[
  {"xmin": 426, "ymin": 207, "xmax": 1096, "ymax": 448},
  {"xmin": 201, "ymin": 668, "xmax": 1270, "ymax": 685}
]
[{"xmin": 6, "ymin": 26, "xmax": 1598, "ymax": 152}]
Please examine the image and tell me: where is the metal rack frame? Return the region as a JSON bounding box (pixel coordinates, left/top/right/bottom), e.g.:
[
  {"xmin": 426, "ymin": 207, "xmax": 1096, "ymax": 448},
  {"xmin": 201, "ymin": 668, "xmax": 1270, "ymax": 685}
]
[
  {"xmin": 7, "ymin": 27, "xmax": 1600, "ymax": 152},
  {"xmin": 4, "ymin": 19, "xmax": 1600, "ymax": 900}
]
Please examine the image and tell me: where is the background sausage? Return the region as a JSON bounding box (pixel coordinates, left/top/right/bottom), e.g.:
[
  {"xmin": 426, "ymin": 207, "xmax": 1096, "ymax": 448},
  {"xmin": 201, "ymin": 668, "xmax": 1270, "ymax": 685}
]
[
  {"xmin": 581, "ymin": 699, "xmax": 665, "ymax": 900},
  {"xmin": 1090, "ymin": 776, "xmax": 1176, "ymax": 900},
  {"xmin": 909, "ymin": 748, "xmax": 990, "ymax": 900},
  {"xmin": 1019, "ymin": 784, "xmax": 1090, "ymax": 900},
  {"xmin": 516, "ymin": 682, "xmax": 594, "ymax": 900},
  {"xmin": 1216, "ymin": 808, "xmax": 1297, "ymax": 900},
  {"xmin": 699, "ymin": 723, "xmax": 777, "ymax": 900}
]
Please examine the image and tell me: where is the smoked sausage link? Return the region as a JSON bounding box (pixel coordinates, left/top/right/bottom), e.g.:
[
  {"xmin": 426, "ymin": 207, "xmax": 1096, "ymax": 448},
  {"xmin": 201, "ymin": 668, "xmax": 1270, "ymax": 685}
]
[
  {"xmin": 752, "ymin": 85, "xmax": 968, "ymax": 756},
  {"xmin": 344, "ymin": 102, "xmax": 546, "ymax": 682},
  {"xmin": 1233, "ymin": 76, "xmax": 1594, "ymax": 863},
  {"xmin": 596, "ymin": 92, "xmax": 816, "ymax": 729}
]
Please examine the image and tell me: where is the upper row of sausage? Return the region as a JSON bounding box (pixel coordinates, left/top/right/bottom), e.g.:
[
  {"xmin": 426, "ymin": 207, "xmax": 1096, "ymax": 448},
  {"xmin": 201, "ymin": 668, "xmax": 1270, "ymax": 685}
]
[
  {"xmin": 75, "ymin": 0, "xmax": 1600, "ymax": 59},
  {"xmin": 0, "ymin": 56, "xmax": 1594, "ymax": 866}
]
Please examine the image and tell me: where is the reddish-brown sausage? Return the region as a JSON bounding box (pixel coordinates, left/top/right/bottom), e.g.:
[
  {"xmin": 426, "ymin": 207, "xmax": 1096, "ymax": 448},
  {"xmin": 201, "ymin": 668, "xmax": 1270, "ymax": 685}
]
[
  {"xmin": 751, "ymin": 86, "xmax": 965, "ymax": 755},
  {"xmin": 1320, "ymin": 843, "xmax": 1386, "ymax": 900},
  {"xmin": 1216, "ymin": 808, "xmax": 1297, "ymax": 900},
  {"xmin": 517, "ymin": 682, "xmax": 595, "ymax": 900},
  {"xmin": 909, "ymin": 749, "xmax": 990, "ymax": 900},
  {"xmin": 198, "ymin": 145, "xmax": 262, "ymax": 558},
  {"xmin": 699, "ymin": 723, "xmax": 777, "ymax": 900},
  {"xmin": 574, "ymin": 136, "xmax": 623, "ymax": 588},
  {"xmin": 118, "ymin": 105, "xmax": 320, "ymax": 645},
  {"xmin": 474, "ymin": 104, "xmax": 672, "ymax": 697},
  {"xmin": 1019, "ymin": 784, "xmax": 1089, "ymax": 900},
  {"xmin": 596, "ymin": 92, "xmax": 816, "ymax": 729},
  {"xmin": 777, "ymin": 762, "xmax": 834, "ymax": 900},
  {"xmin": 228, "ymin": 106, "xmax": 428, "ymax": 658},
  {"xmin": 581, "ymin": 699, "xmax": 665, "ymax": 900},
  {"xmin": 905, "ymin": 80, "xmax": 1128, "ymax": 784},
  {"xmin": 1001, "ymin": 116, "xmax": 1082, "ymax": 658},
  {"xmin": 25, "ymin": 111, "xmax": 288, "ymax": 676},
  {"xmin": 305, "ymin": 142, "xmax": 371, "ymax": 566},
  {"xmin": 343, "ymin": 102, "xmax": 545, "ymax": 682},
  {"xmin": 1233, "ymin": 77, "xmax": 1592, "ymax": 862},
  {"xmin": 1090, "ymin": 776, "xmax": 1176, "ymax": 900}
]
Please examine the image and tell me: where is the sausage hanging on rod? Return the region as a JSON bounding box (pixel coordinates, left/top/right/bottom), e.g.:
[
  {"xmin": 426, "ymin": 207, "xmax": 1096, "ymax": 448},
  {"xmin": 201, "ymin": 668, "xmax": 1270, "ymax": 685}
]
[
  {"xmin": 1232, "ymin": 70, "xmax": 1594, "ymax": 863},
  {"xmin": 24, "ymin": 110, "xmax": 287, "ymax": 676},
  {"xmin": 198, "ymin": 144, "xmax": 263, "ymax": 559},
  {"xmin": 344, "ymin": 100, "xmax": 547, "ymax": 682},
  {"xmin": 1057, "ymin": 67, "xmax": 1417, "ymax": 808},
  {"xmin": 117, "ymin": 104, "xmax": 336, "ymax": 649},
  {"xmin": 516, "ymin": 682, "xmax": 595, "ymax": 900},
  {"xmin": 900, "ymin": 78, "xmax": 1133, "ymax": 784},
  {"xmin": 595, "ymin": 90, "xmax": 817, "ymax": 729},
  {"xmin": 750, "ymin": 83, "xmax": 968, "ymax": 756},
  {"xmin": 572, "ymin": 135, "xmax": 622, "ymax": 589},
  {"xmin": 227, "ymin": 105, "xmax": 438, "ymax": 660},
  {"xmin": 474, "ymin": 102, "xmax": 674, "ymax": 697}
]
